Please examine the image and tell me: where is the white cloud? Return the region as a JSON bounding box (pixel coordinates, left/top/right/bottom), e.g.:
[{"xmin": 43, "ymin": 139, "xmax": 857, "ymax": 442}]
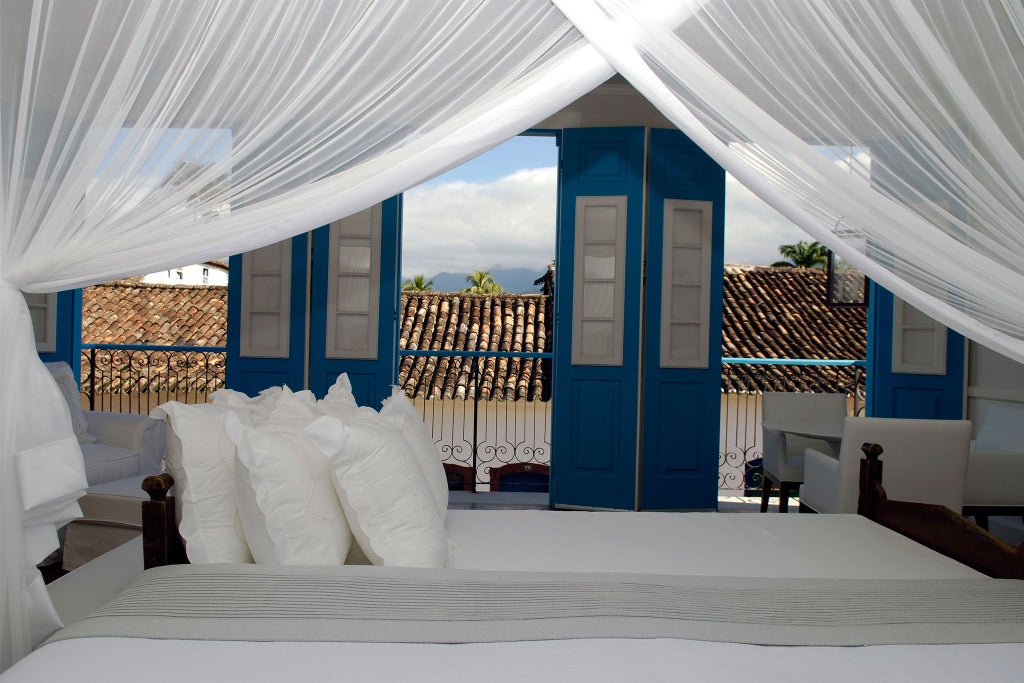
[
  {"xmin": 724, "ymin": 174, "xmax": 813, "ymax": 266},
  {"xmin": 402, "ymin": 167, "xmax": 556, "ymax": 277},
  {"xmin": 403, "ymin": 167, "xmax": 813, "ymax": 275}
]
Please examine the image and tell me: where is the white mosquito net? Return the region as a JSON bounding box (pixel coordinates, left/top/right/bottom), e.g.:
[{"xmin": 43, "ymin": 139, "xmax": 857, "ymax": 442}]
[{"xmin": 3, "ymin": 0, "xmax": 1023, "ymax": 669}]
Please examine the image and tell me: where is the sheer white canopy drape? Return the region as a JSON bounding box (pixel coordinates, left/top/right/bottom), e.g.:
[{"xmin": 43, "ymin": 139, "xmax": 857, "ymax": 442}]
[
  {"xmin": 1, "ymin": 0, "xmax": 610, "ymax": 668},
  {"xmin": 556, "ymin": 0, "xmax": 1024, "ymax": 362},
  {"xmin": 4, "ymin": 0, "xmax": 1024, "ymax": 671}
]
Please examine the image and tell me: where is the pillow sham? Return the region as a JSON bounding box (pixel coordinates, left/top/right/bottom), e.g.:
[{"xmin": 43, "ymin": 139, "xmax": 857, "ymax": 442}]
[
  {"xmin": 45, "ymin": 361, "xmax": 95, "ymax": 444},
  {"xmin": 306, "ymin": 410, "xmax": 448, "ymax": 568},
  {"xmin": 317, "ymin": 373, "xmax": 359, "ymax": 419},
  {"xmin": 150, "ymin": 401, "xmax": 252, "ymax": 563},
  {"xmin": 379, "ymin": 386, "xmax": 449, "ymax": 516},
  {"xmin": 223, "ymin": 391, "xmax": 351, "ymax": 565}
]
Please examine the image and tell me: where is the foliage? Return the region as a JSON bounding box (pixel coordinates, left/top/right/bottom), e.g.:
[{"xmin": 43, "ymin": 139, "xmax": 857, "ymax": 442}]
[
  {"xmin": 402, "ymin": 275, "xmax": 434, "ymax": 291},
  {"xmin": 462, "ymin": 269, "xmax": 503, "ymax": 294},
  {"xmin": 772, "ymin": 240, "xmax": 829, "ymax": 269}
]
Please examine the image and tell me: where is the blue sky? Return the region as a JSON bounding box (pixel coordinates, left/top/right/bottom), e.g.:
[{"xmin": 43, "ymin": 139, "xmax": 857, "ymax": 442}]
[{"xmin": 401, "ymin": 135, "xmax": 810, "ymax": 279}]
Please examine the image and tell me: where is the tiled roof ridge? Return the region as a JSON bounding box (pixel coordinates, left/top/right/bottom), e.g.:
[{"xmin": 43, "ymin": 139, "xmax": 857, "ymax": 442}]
[{"xmin": 91, "ymin": 280, "xmax": 227, "ymax": 291}]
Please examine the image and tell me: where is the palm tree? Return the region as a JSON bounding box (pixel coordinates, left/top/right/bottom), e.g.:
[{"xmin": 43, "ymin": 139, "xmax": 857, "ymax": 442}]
[
  {"xmin": 402, "ymin": 275, "xmax": 434, "ymax": 291},
  {"xmin": 462, "ymin": 269, "xmax": 503, "ymax": 294},
  {"xmin": 772, "ymin": 240, "xmax": 829, "ymax": 269}
]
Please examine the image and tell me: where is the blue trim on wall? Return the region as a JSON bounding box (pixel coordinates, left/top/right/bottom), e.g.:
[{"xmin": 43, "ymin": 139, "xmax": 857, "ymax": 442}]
[
  {"xmin": 551, "ymin": 126, "xmax": 645, "ymax": 511},
  {"xmin": 866, "ymin": 282, "xmax": 965, "ymax": 419},
  {"xmin": 640, "ymin": 128, "xmax": 725, "ymax": 510},
  {"xmin": 226, "ymin": 234, "xmax": 309, "ymax": 394},
  {"xmin": 38, "ymin": 289, "xmax": 83, "ymax": 379}
]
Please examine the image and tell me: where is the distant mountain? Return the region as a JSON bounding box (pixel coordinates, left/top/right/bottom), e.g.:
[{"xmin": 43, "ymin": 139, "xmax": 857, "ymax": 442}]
[{"xmin": 422, "ymin": 267, "xmax": 547, "ymax": 294}]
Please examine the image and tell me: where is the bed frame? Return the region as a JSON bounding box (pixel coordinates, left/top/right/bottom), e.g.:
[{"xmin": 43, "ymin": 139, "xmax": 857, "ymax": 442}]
[{"xmin": 140, "ymin": 443, "xmax": 1024, "ymax": 578}]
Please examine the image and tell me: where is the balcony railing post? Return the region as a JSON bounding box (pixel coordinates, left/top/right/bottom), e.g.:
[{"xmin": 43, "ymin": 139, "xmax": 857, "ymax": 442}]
[
  {"xmin": 88, "ymin": 347, "xmax": 97, "ymax": 410},
  {"xmin": 471, "ymin": 358, "xmax": 479, "ymax": 492}
]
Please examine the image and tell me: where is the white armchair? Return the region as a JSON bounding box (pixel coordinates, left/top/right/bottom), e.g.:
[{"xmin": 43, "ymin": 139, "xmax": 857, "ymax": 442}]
[
  {"xmin": 963, "ymin": 402, "xmax": 1024, "ymax": 528},
  {"xmin": 760, "ymin": 392, "xmax": 847, "ymax": 512},
  {"xmin": 800, "ymin": 417, "xmax": 972, "ymax": 514}
]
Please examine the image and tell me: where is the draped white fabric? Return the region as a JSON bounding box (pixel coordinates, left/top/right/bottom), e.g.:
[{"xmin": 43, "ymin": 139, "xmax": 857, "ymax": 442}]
[
  {"xmin": 4, "ymin": 0, "xmax": 1024, "ymax": 671},
  {"xmin": 0, "ymin": 0, "xmax": 611, "ymax": 669},
  {"xmin": 555, "ymin": 0, "xmax": 1024, "ymax": 362}
]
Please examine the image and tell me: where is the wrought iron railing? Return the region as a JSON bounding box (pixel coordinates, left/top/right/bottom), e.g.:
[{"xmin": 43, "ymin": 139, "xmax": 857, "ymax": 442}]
[
  {"xmin": 399, "ymin": 350, "xmax": 552, "ymax": 491},
  {"xmin": 81, "ymin": 344, "xmax": 227, "ymax": 414},
  {"xmin": 718, "ymin": 358, "xmax": 867, "ymax": 493}
]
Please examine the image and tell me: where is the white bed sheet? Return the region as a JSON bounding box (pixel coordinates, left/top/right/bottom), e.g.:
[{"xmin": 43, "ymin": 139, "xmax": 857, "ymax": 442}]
[
  {"xmin": 7, "ymin": 636, "xmax": 1023, "ymax": 682},
  {"xmin": 446, "ymin": 510, "xmax": 983, "ymax": 578},
  {"xmin": 17, "ymin": 510, "xmax": 1014, "ymax": 682}
]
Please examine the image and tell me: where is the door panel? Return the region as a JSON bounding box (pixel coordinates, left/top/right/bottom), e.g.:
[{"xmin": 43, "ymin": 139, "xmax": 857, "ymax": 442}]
[
  {"xmin": 227, "ymin": 235, "xmax": 308, "ymax": 394},
  {"xmin": 640, "ymin": 129, "xmax": 724, "ymax": 510},
  {"xmin": 551, "ymin": 127, "xmax": 645, "ymax": 510},
  {"xmin": 309, "ymin": 196, "xmax": 402, "ymax": 407}
]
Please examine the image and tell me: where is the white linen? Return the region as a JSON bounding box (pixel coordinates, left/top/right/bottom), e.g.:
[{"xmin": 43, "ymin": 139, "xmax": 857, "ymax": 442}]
[
  {"xmin": 555, "ymin": 0, "xmax": 1024, "ymax": 363},
  {"xmin": 6, "ymin": 0, "xmax": 1024, "ymax": 667},
  {"xmin": 7, "ymin": 637, "xmax": 1023, "ymax": 683},
  {"xmin": 43, "ymin": 363, "xmax": 94, "ymax": 444},
  {"xmin": 306, "ymin": 412, "xmax": 448, "ymax": 568},
  {"xmin": 379, "ymin": 386, "xmax": 449, "ymax": 516},
  {"xmin": 445, "ymin": 511, "xmax": 982, "ymax": 579},
  {"xmin": 224, "ymin": 391, "xmax": 352, "ymax": 565},
  {"xmin": 150, "ymin": 402, "xmax": 252, "ymax": 564}
]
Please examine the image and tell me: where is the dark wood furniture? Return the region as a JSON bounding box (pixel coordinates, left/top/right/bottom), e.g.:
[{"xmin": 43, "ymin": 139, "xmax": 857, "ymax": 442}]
[
  {"xmin": 142, "ymin": 444, "xmax": 1024, "ymax": 577},
  {"xmin": 489, "ymin": 462, "xmax": 550, "ymax": 492}
]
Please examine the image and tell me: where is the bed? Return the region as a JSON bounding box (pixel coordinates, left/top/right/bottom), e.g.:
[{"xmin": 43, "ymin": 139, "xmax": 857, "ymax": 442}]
[{"xmin": 8, "ymin": 447, "xmax": 1024, "ymax": 682}]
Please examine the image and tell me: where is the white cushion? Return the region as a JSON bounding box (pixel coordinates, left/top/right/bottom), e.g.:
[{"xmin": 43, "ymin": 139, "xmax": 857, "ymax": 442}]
[
  {"xmin": 79, "ymin": 443, "xmax": 141, "ymax": 485},
  {"xmin": 151, "ymin": 401, "xmax": 253, "ymax": 563},
  {"xmin": 316, "ymin": 373, "xmax": 359, "ymax": 418},
  {"xmin": 974, "ymin": 402, "xmax": 1024, "ymax": 453},
  {"xmin": 232, "ymin": 453, "xmax": 277, "ymax": 564},
  {"xmin": 379, "ymin": 386, "xmax": 448, "ymax": 516},
  {"xmin": 46, "ymin": 361, "xmax": 95, "ymax": 444},
  {"xmin": 223, "ymin": 390, "xmax": 351, "ymax": 565},
  {"xmin": 211, "ymin": 385, "xmax": 308, "ymax": 424},
  {"xmin": 306, "ymin": 410, "xmax": 448, "ymax": 568}
]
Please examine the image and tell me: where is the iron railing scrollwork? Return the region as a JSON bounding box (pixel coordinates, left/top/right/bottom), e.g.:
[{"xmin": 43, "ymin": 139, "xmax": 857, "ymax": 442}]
[
  {"xmin": 81, "ymin": 344, "xmax": 227, "ymax": 414},
  {"xmin": 399, "ymin": 350, "xmax": 552, "ymax": 491}
]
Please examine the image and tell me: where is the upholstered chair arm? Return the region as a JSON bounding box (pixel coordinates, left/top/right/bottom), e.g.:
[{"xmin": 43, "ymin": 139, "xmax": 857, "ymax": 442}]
[
  {"xmin": 800, "ymin": 447, "xmax": 843, "ymax": 513},
  {"xmin": 964, "ymin": 449, "xmax": 1024, "ymax": 507},
  {"xmin": 83, "ymin": 411, "xmax": 167, "ymax": 474}
]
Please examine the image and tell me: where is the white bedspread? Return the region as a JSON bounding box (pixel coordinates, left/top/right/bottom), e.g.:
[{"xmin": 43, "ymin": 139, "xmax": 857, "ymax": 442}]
[{"xmin": 16, "ymin": 510, "xmax": 1014, "ymax": 682}]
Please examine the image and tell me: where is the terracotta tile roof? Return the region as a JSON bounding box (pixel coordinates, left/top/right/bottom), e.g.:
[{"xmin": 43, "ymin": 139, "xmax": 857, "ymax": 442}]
[
  {"xmin": 397, "ymin": 293, "xmax": 551, "ymax": 401},
  {"xmin": 82, "ymin": 282, "xmax": 227, "ymax": 394},
  {"xmin": 80, "ymin": 266, "xmax": 864, "ymax": 398},
  {"xmin": 82, "ymin": 282, "xmax": 227, "ymax": 346},
  {"xmin": 721, "ymin": 265, "xmax": 866, "ymax": 394}
]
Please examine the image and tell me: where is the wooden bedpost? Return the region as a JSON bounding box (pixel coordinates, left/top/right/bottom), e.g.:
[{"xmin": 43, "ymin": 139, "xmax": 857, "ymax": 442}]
[
  {"xmin": 856, "ymin": 442, "xmax": 885, "ymax": 518},
  {"xmin": 856, "ymin": 442, "xmax": 1024, "ymax": 578},
  {"xmin": 141, "ymin": 473, "xmax": 187, "ymax": 569}
]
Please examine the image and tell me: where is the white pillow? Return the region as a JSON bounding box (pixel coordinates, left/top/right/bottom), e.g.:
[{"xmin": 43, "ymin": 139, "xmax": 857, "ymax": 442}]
[
  {"xmin": 223, "ymin": 390, "xmax": 351, "ymax": 565},
  {"xmin": 211, "ymin": 385, "xmax": 311, "ymax": 424},
  {"xmin": 45, "ymin": 361, "xmax": 95, "ymax": 444},
  {"xmin": 232, "ymin": 452, "xmax": 276, "ymax": 564},
  {"xmin": 974, "ymin": 402, "xmax": 1024, "ymax": 453},
  {"xmin": 317, "ymin": 373, "xmax": 359, "ymax": 418},
  {"xmin": 306, "ymin": 411, "xmax": 448, "ymax": 568},
  {"xmin": 380, "ymin": 386, "xmax": 449, "ymax": 516},
  {"xmin": 151, "ymin": 401, "xmax": 252, "ymax": 563}
]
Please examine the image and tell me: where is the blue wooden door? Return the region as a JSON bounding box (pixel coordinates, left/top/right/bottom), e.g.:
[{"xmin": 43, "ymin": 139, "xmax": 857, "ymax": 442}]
[
  {"xmin": 226, "ymin": 235, "xmax": 308, "ymax": 395},
  {"xmin": 551, "ymin": 127, "xmax": 645, "ymax": 510},
  {"xmin": 309, "ymin": 196, "xmax": 402, "ymax": 407},
  {"xmin": 866, "ymin": 284, "xmax": 964, "ymax": 419},
  {"xmin": 640, "ymin": 129, "xmax": 725, "ymax": 510}
]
